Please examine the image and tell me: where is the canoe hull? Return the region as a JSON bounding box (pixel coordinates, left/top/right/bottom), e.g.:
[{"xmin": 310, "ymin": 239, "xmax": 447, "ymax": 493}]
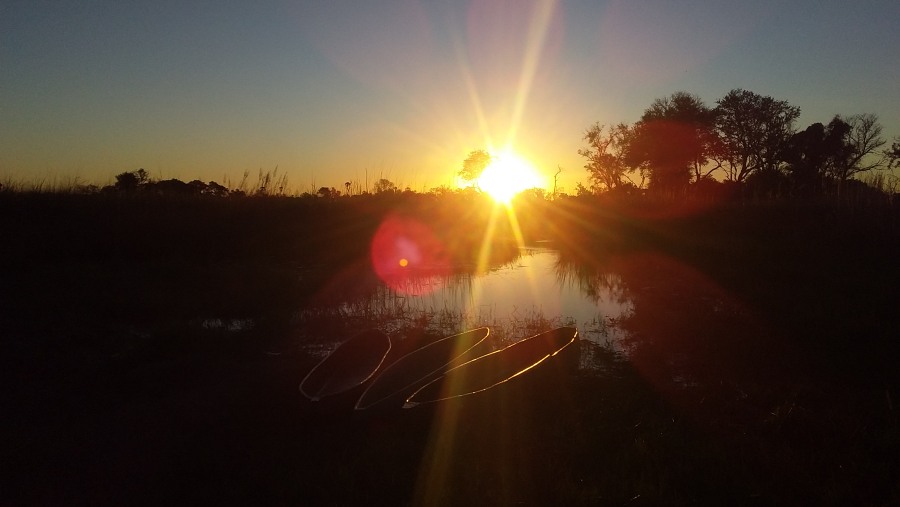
[
  {"xmin": 300, "ymin": 329, "xmax": 391, "ymax": 401},
  {"xmin": 404, "ymin": 327, "xmax": 578, "ymax": 407},
  {"xmin": 355, "ymin": 327, "xmax": 490, "ymax": 410}
]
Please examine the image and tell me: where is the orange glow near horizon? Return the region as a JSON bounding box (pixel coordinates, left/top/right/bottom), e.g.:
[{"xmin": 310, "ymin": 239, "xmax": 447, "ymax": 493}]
[
  {"xmin": 475, "ymin": 149, "xmax": 545, "ymax": 204},
  {"xmin": 455, "ymin": 148, "xmax": 545, "ymax": 204},
  {"xmin": 444, "ymin": 0, "xmax": 561, "ymax": 206}
]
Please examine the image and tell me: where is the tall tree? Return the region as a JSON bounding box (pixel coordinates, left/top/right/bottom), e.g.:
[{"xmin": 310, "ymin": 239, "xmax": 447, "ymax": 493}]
[
  {"xmin": 714, "ymin": 89, "xmax": 800, "ymax": 182},
  {"xmin": 889, "ymin": 137, "xmax": 900, "ymax": 169},
  {"xmin": 781, "ymin": 118, "xmax": 849, "ymax": 194},
  {"xmin": 113, "ymin": 168, "xmax": 150, "ymax": 191},
  {"xmin": 828, "ymin": 113, "xmax": 888, "ymax": 183},
  {"xmin": 627, "ymin": 92, "xmax": 717, "ymax": 193},
  {"xmin": 460, "ymin": 149, "xmax": 492, "ymax": 182},
  {"xmin": 578, "ymin": 122, "xmax": 635, "ymax": 192},
  {"xmin": 784, "ymin": 114, "xmax": 890, "ymax": 195},
  {"xmin": 373, "ymin": 178, "xmax": 398, "ymax": 194},
  {"xmin": 316, "ymin": 186, "xmax": 340, "ymax": 199}
]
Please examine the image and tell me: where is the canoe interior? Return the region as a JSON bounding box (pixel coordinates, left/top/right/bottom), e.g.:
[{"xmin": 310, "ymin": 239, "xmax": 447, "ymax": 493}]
[
  {"xmin": 300, "ymin": 329, "xmax": 391, "ymax": 401},
  {"xmin": 355, "ymin": 327, "xmax": 490, "ymax": 410},
  {"xmin": 404, "ymin": 326, "xmax": 578, "ymax": 407}
]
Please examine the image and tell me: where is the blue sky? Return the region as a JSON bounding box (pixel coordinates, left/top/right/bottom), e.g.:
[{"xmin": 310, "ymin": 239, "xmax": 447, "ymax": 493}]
[{"xmin": 2, "ymin": 0, "xmax": 898, "ymax": 192}]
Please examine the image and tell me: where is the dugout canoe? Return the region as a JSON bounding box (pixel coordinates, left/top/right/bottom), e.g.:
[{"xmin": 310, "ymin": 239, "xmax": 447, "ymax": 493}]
[
  {"xmin": 300, "ymin": 329, "xmax": 391, "ymax": 401},
  {"xmin": 354, "ymin": 327, "xmax": 491, "ymax": 410},
  {"xmin": 403, "ymin": 326, "xmax": 577, "ymax": 408}
]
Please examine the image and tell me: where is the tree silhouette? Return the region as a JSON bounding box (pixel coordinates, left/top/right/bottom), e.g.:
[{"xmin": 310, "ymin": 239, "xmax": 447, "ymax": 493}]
[
  {"xmin": 781, "ymin": 119, "xmax": 850, "ymax": 194},
  {"xmin": 373, "ymin": 178, "xmax": 398, "ymax": 194},
  {"xmin": 782, "ymin": 114, "xmax": 889, "ymax": 195},
  {"xmin": 113, "ymin": 168, "xmax": 149, "ymax": 191},
  {"xmin": 317, "ymin": 186, "xmax": 340, "ymax": 199},
  {"xmin": 580, "ymin": 88, "xmax": 898, "ymax": 201},
  {"xmin": 627, "ymin": 92, "xmax": 717, "ymax": 193},
  {"xmin": 827, "ymin": 113, "xmax": 888, "ymax": 183},
  {"xmin": 553, "ymin": 166, "xmax": 562, "ymax": 198},
  {"xmin": 204, "ymin": 181, "xmax": 230, "ymax": 197},
  {"xmin": 715, "ymin": 89, "xmax": 800, "ymax": 183},
  {"xmin": 153, "ymin": 178, "xmax": 194, "ymax": 194},
  {"xmin": 460, "ymin": 149, "xmax": 492, "ymax": 183},
  {"xmin": 889, "ymin": 137, "xmax": 900, "ymax": 169},
  {"xmin": 578, "ymin": 122, "xmax": 634, "ymax": 192}
]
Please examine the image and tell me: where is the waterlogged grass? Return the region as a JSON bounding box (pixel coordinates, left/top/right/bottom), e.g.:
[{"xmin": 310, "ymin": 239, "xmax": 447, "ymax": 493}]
[
  {"xmin": 6, "ymin": 298, "xmax": 897, "ymax": 505},
  {"xmin": 2, "ymin": 191, "xmax": 899, "ymax": 505}
]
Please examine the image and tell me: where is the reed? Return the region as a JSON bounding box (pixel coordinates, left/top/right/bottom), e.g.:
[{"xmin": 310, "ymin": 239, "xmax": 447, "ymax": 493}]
[{"xmin": 2, "ymin": 183, "xmax": 899, "ymax": 505}]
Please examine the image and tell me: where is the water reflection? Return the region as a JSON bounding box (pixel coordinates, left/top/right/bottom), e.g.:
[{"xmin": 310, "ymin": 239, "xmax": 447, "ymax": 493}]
[
  {"xmin": 555, "ymin": 249, "xmax": 764, "ymax": 397},
  {"xmin": 346, "ymin": 247, "xmax": 634, "ymax": 350},
  {"xmin": 552, "ymin": 253, "xmax": 632, "ymax": 321},
  {"xmin": 336, "ymin": 243, "xmax": 761, "ymax": 395}
]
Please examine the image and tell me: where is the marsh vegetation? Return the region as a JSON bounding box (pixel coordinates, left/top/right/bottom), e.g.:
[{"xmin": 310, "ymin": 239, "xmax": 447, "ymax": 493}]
[{"xmin": 2, "ymin": 182, "xmax": 899, "ymax": 505}]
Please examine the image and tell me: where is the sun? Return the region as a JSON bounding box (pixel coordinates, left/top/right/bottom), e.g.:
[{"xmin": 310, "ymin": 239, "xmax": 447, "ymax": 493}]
[{"xmin": 476, "ymin": 150, "xmax": 544, "ymax": 204}]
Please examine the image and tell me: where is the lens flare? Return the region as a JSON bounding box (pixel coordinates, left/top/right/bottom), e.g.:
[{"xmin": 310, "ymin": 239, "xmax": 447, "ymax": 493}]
[{"xmin": 370, "ymin": 215, "xmax": 451, "ymax": 295}]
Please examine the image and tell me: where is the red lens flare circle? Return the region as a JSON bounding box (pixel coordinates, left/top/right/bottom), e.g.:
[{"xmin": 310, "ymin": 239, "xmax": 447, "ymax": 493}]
[{"xmin": 370, "ymin": 215, "xmax": 451, "ymax": 295}]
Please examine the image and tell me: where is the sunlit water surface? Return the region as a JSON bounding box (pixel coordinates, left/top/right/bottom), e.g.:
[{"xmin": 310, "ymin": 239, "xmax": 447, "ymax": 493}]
[{"xmin": 351, "ymin": 247, "xmax": 634, "ymax": 351}]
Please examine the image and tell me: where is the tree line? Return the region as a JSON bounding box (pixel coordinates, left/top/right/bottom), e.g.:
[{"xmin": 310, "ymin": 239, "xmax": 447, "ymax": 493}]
[
  {"xmin": 99, "ymin": 168, "xmax": 383, "ymax": 198},
  {"xmin": 12, "ymin": 87, "xmax": 897, "ymax": 202},
  {"xmin": 96, "ymin": 168, "xmax": 423, "ymax": 200},
  {"xmin": 579, "ymin": 89, "xmax": 899, "ymax": 199}
]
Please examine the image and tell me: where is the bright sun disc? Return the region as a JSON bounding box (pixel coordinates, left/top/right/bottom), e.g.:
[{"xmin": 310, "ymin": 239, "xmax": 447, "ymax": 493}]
[{"xmin": 477, "ymin": 151, "xmax": 544, "ymax": 204}]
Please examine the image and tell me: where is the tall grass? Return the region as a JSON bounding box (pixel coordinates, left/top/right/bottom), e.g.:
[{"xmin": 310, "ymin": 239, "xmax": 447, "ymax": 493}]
[
  {"xmin": 227, "ymin": 167, "xmax": 292, "ymax": 196},
  {"xmin": 3, "ymin": 184, "xmax": 900, "ymax": 505},
  {"xmin": 0, "ymin": 175, "xmax": 103, "ymax": 194}
]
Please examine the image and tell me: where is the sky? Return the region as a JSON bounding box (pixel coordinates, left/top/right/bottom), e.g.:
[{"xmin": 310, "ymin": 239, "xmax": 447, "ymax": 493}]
[{"xmin": 2, "ymin": 0, "xmax": 898, "ymax": 193}]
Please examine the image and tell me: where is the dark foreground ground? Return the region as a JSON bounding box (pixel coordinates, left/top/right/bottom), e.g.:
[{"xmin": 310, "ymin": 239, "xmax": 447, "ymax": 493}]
[
  {"xmin": 2, "ymin": 193, "xmax": 899, "ymax": 505},
  {"xmin": 4, "ymin": 331, "xmax": 898, "ymax": 506}
]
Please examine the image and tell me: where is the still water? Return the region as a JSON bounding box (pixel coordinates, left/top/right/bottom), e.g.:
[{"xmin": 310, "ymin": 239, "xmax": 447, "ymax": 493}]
[
  {"xmin": 351, "ymin": 247, "xmax": 633, "ymax": 348},
  {"xmin": 317, "ymin": 242, "xmax": 757, "ymax": 389}
]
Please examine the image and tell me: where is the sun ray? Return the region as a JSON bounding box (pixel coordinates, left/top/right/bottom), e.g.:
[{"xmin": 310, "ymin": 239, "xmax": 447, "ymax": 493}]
[
  {"xmin": 457, "ymin": 58, "xmax": 492, "ymax": 146},
  {"xmin": 413, "ymin": 402, "xmax": 464, "ymax": 504},
  {"xmin": 450, "ymin": 2, "xmax": 561, "ymax": 180},
  {"xmin": 475, "ymin": 203, "xmax": 503, "ymax": 275},
  {"xmin": 503, "ymin": 201, "xmax": 547, "ymax": 312},
  {"xmin": 503, "ymin": 203, "xmax": 527, "ymax": 251},
  {"xmin": 507, "ymin": 0, "xmax": 560, "ymax": 145},
  {"xmin": 416, "ymin": 6, "xmax": 562, "ymax": 501},
  {"xmin": 476, "ymin": 149, "xmax": 545, "ymax": 204}
]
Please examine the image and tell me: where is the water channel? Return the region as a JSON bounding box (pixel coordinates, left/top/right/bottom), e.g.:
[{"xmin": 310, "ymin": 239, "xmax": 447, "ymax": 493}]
[{"xmin": 345, "ymin": 246, "xmax": 634, "ymax": 351}]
